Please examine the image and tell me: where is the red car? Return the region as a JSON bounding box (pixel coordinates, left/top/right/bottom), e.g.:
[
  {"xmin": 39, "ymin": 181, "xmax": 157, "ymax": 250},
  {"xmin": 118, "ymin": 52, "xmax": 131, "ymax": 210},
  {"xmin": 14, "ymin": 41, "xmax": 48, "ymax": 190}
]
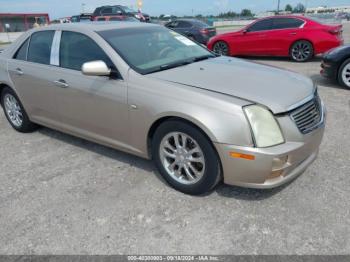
[{"xmin": 208, "ymin": 16, "xmax": 343, "ymax": 62}]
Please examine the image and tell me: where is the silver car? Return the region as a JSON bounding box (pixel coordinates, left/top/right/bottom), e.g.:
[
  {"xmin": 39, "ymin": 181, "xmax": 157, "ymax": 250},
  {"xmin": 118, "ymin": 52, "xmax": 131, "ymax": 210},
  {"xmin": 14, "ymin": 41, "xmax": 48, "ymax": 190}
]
[{"xmin": 0, "ymin": 23, "xmax": 325, "ymax": 195}]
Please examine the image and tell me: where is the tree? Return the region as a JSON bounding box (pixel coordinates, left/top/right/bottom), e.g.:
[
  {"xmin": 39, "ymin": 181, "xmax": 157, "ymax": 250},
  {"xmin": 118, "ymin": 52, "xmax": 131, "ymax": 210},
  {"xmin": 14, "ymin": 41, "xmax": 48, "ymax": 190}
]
[
  {"xmin": 240, "ymin": 9, "xmax": 253, "ymax": 17},
  {"xmin": 285, "ymin": 4, "xmax": 293, "ymax": 12},
  {"xmin": 217, "ymin": 11, "xmax": 238, "ymax": 18},
  {"xmin": 293, "ymin": 3, "xmax": 306, "ymax": 13}
]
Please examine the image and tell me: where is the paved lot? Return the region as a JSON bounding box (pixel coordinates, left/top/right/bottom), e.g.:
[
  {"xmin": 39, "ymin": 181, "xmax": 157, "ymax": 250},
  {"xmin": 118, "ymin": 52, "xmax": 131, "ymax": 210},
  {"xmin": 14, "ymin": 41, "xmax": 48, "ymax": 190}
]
[{"xmin": 0, "ymin": 24, "xmax": 349, "ymax": 255}]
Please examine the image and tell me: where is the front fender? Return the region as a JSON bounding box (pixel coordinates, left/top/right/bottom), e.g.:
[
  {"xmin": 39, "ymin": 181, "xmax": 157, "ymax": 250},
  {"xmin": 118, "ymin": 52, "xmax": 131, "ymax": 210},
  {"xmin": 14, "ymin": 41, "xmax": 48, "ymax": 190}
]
[{"xmin": 127, "ymin": 70, "xmax": 254, "ymax": 158}]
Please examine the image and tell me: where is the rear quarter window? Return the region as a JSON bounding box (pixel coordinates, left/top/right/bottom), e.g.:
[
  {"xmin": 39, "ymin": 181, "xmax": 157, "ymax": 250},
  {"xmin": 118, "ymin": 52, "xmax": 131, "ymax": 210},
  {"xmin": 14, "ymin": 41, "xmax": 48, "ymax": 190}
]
[{"xmin": 13, "ymin": 38, "xmax": 30, "ymax": 61}]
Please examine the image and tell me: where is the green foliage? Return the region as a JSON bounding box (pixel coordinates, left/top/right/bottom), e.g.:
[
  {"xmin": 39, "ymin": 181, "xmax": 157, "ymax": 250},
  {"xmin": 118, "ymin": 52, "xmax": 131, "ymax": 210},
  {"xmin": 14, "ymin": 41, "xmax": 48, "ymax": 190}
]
[
  {"xmin": 293, "ymin": 3, "xmax": 306, "ymax": 13},
  {"xmin": 285, "ymin": 4, "xmax": 293, "ymax": 12}
]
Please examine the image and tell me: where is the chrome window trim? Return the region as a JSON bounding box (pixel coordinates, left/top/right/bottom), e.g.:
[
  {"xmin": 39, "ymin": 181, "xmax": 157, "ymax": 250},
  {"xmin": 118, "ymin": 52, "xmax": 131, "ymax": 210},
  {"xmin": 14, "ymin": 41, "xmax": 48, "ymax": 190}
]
[{"xmin": 50, "ymin": 30, "xmax": 62, "ymax": 66}]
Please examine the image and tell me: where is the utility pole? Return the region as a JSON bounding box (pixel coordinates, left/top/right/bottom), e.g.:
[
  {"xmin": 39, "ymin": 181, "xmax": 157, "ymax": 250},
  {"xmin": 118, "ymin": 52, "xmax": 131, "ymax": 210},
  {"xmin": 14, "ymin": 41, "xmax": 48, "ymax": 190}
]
[
  {"xmin": 277, "ymin": 0, "xmax": 281, "ymax": 14},
  {"xmin": 81, "ymin": 3, "xmax": 86, "ymax": 13}
]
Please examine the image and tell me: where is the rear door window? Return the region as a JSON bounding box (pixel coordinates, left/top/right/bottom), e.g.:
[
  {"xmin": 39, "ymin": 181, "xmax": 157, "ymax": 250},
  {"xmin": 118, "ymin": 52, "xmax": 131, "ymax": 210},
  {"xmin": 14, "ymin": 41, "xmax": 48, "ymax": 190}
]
[
  {"xmin": 101, "ymin": 7, "xmax": 113, "ymax": 15},
  {"xmin": 13, "ymin": 38, "xmax": 30, "ymax": 61},
  {"xmin": 27, "ymin": 31, "xmax": 55, "ymax": 65},
  {"xmin": 272, "ymin": 18, "xmax": 304, "ymax": 30},
  {"xmin": 248, "ymin": 19, "xmax": 273, "ymax": 32},
  {"xmin": 59, "ymin": 31, "xmax": 114, "ymax": 71}
]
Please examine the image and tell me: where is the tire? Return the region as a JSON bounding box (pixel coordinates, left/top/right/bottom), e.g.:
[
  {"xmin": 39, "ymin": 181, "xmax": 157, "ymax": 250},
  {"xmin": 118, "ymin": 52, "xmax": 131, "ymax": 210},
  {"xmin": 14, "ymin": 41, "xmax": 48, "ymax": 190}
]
[
  {"xmin": 290, "ymin": 40, "xmax": 314, "ymax": 62},
  {"xmin": 0, "ymin": 87, "xmax": 38, "ymax": 132},
  {"xmin": 338, "ymin": 58, "xmax": 350, "ymax": 89},
  {"xmin": 152, "ymin": 120, "xmax": 222, "ymax": 195},
  {"xmin": 213, "ymin": 41, "xmax": 230, "ymax": 56}
]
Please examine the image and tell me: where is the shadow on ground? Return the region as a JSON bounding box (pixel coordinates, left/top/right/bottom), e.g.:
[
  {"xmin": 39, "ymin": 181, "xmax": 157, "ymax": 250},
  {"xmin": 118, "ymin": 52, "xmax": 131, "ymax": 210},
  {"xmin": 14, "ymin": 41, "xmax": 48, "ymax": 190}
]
[{"xmin": 38, "ymin": 127, "xmax": 288, "ymax": 201}]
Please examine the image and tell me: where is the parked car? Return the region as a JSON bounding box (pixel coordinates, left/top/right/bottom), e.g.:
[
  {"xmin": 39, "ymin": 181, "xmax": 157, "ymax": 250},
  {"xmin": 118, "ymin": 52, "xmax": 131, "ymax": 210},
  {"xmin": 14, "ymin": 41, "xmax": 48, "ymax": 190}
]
[
  {"xmin": 165, "ymin": 19, "xmax": 216, "ymax": 44},
  {"xmin": 0, "ymin": 23, "xmax": 325, "ymax": 195},
  {"xmin": 92, "ymin": 5, "xmax": 150, "ymax": 22},
  {"xmin": 71, "ymin": 13, "xmax": 93, "ymax": 23},
  {"xmin": 93, "ymin": 16, "xmax": 139, "ymax": 22},
  {"xmin": 208, "ymin": 15, "xmax": 343, "ymax": 62},
  {"xmin": 321, "ymin": 45, "xmax": 350, "ymax": 89}
]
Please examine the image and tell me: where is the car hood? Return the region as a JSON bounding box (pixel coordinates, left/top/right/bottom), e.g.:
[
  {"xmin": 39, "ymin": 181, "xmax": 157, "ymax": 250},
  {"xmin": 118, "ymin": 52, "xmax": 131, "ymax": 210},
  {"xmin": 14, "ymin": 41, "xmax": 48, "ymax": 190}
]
[{"xmin": 149, "ymin": 57, "xmax": 315, "ymax": 114}]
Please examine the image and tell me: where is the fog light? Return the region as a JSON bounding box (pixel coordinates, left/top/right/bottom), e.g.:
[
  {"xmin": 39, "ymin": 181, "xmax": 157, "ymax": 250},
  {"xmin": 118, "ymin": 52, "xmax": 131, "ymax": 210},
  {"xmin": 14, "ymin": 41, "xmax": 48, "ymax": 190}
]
[
  {"xmin": 272, "ymin": 156, "xmax": 289, "ymax": 172},
  {"xmin": 267, "ymin": 156, "xmax": 289, "ymax": 180},
  {"xmin": 267, "ymin": 170, "xmax": 284, "ymax": 180}
]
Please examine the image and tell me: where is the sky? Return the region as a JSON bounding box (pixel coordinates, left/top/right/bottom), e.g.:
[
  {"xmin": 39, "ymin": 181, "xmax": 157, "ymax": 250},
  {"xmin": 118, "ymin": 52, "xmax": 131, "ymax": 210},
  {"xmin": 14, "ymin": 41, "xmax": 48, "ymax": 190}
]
[{"xmin": 0, "ymin": 0, "xmax": 350, "ymax": 19}]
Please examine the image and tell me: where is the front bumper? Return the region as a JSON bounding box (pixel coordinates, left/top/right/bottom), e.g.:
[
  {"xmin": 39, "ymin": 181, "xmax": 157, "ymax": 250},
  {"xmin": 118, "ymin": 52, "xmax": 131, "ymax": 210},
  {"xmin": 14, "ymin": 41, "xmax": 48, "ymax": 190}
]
[
  {"xmin": 215, "ymin": 113, "xmax": 325, "ymax": 189},
  {"xmin": 321, "ymin": 60, "xmax": 337, "ymax": 80}
]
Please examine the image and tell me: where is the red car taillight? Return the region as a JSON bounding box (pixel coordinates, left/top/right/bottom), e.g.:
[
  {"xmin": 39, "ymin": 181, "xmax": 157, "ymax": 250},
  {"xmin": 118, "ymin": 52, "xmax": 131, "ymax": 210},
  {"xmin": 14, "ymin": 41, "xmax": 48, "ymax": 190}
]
[
  {"xmin": 200, "ymin": 29, "xmax": 209, "ymax": 35},
  {"xmin": 326, "ymin": 25, "xmax": 343, "ymax": 39}
]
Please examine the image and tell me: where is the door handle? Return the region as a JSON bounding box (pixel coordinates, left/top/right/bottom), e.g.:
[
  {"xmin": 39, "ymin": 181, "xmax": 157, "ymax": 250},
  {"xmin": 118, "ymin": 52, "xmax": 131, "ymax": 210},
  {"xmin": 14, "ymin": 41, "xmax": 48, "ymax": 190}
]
[
  {"xmin": 15, "ymin": 68, "xmax": 23, "ymax": 76},
  {"xmin": 54, "ymin": 79, "xmax": 69, "ymax": 88},
  {"xmin": 290, "ymin": 32, "xmax": 297, "ymax": 35}
]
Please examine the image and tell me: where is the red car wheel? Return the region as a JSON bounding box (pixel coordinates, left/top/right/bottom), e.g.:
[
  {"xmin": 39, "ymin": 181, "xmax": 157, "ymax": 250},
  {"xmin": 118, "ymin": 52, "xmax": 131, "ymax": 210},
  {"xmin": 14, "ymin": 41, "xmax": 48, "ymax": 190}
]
[{"xmin": 213, "ymin": 41, "xmax": 230, "ymax": 56}]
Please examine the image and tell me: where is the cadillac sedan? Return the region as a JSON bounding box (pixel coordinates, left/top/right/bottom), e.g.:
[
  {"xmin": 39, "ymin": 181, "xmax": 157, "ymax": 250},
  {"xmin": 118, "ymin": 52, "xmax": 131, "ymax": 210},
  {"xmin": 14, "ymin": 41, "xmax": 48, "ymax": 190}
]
[{"xmin": 0, "ymin": 23, "xmax": 325, "ymax": 195}]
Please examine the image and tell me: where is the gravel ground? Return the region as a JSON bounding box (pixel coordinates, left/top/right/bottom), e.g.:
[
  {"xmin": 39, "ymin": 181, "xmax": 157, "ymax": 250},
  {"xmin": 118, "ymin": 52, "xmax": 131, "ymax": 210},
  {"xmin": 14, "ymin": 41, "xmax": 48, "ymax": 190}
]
[{"xmin": 0, "ymin": 23, "xmax": 349, "ymax": 255}]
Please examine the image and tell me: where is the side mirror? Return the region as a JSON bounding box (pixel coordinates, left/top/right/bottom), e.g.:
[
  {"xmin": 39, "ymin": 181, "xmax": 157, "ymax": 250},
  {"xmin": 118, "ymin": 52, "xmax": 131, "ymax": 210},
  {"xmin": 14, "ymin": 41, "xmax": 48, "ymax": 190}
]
[{"xmin": 82, "ymin": 61, "xmax": 111, "ymax": 76}]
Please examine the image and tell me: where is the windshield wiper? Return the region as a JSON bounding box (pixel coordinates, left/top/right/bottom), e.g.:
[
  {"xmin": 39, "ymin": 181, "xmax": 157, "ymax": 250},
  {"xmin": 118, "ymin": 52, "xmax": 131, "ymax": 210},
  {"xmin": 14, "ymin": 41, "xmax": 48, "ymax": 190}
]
[
  {"xmin": 146, "ymin": 55, "xmax": 216, "ymax": 75},
  {"xmin": 192, "ymin": 54, "xmax": 215, "ymax": 62},
  {"xmin": 146, "ymin": 60, "xmax": 193, "ymax": 74}
]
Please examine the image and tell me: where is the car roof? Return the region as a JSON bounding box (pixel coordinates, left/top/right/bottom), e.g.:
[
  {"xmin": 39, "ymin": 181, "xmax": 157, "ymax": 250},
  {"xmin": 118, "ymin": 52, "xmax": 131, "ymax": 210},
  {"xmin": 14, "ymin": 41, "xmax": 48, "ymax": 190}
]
[
  {"xmin": 261, "ymin": 15, "xmax": 307, "ymax": 21},
  {"xmin": 31, "ymin": 22, "xmax": 159, "ymax": 33}
]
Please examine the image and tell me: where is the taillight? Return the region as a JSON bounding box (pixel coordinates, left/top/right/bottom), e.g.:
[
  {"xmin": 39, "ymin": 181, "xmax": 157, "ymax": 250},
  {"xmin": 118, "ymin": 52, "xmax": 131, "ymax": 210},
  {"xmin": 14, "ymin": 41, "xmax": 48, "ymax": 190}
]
[
  {"xmin": 327, "ymin": 27, "xmax": 343, "ymax": 36},
  {"xmin": 200, "ymin": 29, "xmax": 209, "ymax": 34}
]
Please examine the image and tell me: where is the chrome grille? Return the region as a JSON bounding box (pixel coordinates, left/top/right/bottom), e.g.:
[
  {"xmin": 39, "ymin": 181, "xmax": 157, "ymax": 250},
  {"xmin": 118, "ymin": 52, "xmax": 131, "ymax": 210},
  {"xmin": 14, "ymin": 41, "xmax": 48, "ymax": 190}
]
[{"xmin": 290, "ymin": 93, "xmax": 323, "ymax": 134}]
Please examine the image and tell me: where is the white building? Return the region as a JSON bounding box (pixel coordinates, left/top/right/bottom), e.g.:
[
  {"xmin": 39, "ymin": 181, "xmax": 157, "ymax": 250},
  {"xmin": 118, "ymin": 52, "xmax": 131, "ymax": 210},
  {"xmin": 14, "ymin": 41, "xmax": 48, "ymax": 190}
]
[{"xmin": 306, "ymin": 5, "xmax": 350, "ymax": 14}]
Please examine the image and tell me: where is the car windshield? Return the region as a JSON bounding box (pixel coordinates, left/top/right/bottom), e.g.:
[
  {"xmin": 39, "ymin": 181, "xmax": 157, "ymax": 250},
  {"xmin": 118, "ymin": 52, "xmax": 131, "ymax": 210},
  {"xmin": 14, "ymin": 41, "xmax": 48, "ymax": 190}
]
[{"xmin": 99, "ymin": 26, "xmax": 215, "ymax": 75}]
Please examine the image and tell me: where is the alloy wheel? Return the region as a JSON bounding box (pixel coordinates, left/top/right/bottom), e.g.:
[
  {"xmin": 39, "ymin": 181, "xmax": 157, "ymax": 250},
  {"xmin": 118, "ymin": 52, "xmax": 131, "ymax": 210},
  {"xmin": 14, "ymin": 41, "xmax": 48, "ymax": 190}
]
[
  {"xmin": 3, "ymin": 93, "xmax": 23, "ymax": 127},
  {"xmin": 159, "ymin": 132, "xmax": 206, "ymax": 185},
  {"xmin": 291, "ymin": 41, "xmax": 312, "ymax": 62},
  {"xmin": 213, "ymin": 41, "xmax": 229, "ymax": 56},
  {"xmin": 341, "ymin": 63, "xmax": 350, "ymax": 88}
]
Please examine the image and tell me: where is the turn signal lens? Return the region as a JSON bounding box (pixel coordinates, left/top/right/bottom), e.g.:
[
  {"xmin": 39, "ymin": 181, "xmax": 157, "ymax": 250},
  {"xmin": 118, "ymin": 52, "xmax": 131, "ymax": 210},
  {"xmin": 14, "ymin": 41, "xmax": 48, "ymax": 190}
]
[{"xmin": 230, "ymin": 152, "xmax": 255, "ymax": 160}]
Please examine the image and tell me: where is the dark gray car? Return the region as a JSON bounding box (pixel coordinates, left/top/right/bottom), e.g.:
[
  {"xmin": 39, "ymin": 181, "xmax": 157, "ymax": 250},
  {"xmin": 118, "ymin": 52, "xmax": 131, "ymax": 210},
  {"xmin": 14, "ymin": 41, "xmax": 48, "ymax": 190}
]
[{"xmin": 165, "ymin": 19, "xmax": 216, "ymax": 44}]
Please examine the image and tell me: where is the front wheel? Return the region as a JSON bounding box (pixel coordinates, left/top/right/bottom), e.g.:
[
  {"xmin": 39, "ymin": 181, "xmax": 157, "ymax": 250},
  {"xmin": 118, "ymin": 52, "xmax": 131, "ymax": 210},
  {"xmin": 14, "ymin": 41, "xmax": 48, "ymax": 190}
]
[
  {"xmin": 1, "ymin": 87, "xmax": 38, "ymax": 132},
  {"xmin": 152, "ymin": 120, "xmax": 221, "ymax": 195},
  {"xmin": 290, "ymin": 40, "xmax": 314, "ymax": 62},
  {"xmin": 213, "ymin": 41, "xmax": 230, "ymax": 56},
  {"xmin": 338, "ymin": 58, "xmax": 350, "ymax": 89}
]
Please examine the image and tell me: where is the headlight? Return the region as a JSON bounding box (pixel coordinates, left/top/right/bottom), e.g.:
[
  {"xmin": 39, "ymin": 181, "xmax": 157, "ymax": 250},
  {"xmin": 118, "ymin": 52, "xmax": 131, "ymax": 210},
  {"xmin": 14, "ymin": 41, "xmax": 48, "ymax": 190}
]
[{"xmin": 244, "ymin": 105, "xmax": 284, "ymax": 148}]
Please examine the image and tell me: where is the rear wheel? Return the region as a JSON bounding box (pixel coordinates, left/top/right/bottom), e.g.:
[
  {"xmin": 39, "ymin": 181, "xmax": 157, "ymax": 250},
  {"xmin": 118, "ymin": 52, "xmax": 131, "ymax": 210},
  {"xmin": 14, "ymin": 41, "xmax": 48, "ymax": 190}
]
[
  {"xmin": 290, "ymin": 40, "xmax": 314, "ymax": 62},
  {"xmin": 1, "ymin": 87, "xmax": 38, "ymax": 132},
  {"xmin": 213, "ymin": 41, "xmax": 230, "ymax": 56},
  {"xmin": 152, "ymin": 120, "xmax": 221, "ymax": 195},
  {"xmin": 338, "ymin": 58, "xmax": 350, "ymax": 89}
]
